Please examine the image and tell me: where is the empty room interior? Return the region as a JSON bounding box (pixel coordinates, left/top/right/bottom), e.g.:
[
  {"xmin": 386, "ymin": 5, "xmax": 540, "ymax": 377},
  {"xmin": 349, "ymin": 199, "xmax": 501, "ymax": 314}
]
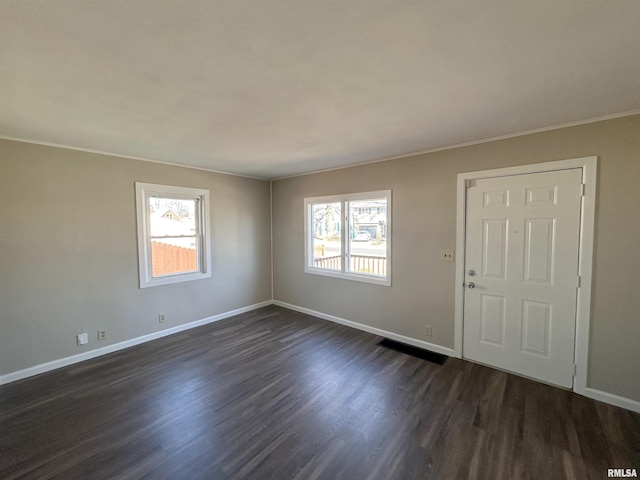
[{"xmin": 1, "ymin": 1, "xmax": 639, "ymax": 479}]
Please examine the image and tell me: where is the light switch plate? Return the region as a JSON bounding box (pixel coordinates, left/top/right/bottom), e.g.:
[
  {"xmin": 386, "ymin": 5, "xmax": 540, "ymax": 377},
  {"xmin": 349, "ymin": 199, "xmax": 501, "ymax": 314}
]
[{"xmin": 441, "ymin": 249, "xmax": 455, "ymax": 262}]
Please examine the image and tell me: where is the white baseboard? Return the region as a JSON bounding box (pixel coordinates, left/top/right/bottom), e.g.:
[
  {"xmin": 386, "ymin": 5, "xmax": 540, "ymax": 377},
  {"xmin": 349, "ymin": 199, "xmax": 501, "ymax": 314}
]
[
  {"xmin": 0, "ymin": 300, "xmax": 273, "ymax": 386},
  {"xmin": 273, "ymin": 300, "xmax": 457, "ymax": 358},
  {"xmin": 581, "ymin": 387, "xmax": 640, "ymax": 414}
]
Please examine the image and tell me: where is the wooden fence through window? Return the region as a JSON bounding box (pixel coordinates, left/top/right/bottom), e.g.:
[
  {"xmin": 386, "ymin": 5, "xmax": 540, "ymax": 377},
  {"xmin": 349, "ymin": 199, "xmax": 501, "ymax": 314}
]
[{"xmin": 151, "ymin": 241, "xmax": 197, "ymax": 276}]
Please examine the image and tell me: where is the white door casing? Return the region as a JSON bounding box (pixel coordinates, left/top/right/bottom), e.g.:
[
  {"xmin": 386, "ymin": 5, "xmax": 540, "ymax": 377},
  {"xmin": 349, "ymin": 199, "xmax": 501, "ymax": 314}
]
[
  {"xmin": 454, "ymin": 157, "xmax": 597, "ymax": 394},
  {"xmin": 463, "ymin": 169, "xmax": 582, "ymax": 388}
]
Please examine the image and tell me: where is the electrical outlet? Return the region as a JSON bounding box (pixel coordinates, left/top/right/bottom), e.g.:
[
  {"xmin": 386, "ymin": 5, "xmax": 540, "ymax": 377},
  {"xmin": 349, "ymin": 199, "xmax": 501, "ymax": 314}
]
[
  {"xmin": 441, "ymin": 249, "xmax": 455, "ymax": 262},
  {"xmin": 425, "ymin": 325, "xmax": 432, "ymax": 337},
  {"xmin": 77, "ymin": 333, "xmax": 88, "ymax": 346},
  {"xmin": 97, "ymin": 329, "xmax": 107, "ymax": 341},
  {"xmin": 158, "ymin": 314, "xmax": 166, "ymax": 324}
]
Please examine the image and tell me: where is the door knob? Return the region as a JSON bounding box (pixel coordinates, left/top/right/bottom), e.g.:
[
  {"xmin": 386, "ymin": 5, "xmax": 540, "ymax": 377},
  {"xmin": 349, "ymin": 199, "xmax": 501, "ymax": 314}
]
[{"xmin": 467, "ymin": 282, "xmax": 476, "ymax": 289}]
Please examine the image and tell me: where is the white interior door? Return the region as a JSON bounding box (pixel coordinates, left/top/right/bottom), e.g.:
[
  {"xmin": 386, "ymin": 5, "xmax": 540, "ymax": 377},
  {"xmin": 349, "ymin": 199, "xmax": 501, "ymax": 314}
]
[{"xmin": 463, "ymin": 169, "xmax": 583, "ymax": 388}]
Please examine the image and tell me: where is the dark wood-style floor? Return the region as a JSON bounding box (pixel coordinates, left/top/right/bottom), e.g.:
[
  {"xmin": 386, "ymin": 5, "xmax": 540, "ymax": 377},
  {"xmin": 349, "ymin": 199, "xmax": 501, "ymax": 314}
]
[{"xmin": 1, "ymin": 306, "xmax": 638, "ymax": 479}]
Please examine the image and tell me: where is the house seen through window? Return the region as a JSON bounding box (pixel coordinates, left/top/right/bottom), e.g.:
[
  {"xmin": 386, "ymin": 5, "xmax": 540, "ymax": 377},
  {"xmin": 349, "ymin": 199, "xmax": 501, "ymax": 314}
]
[
  {"xmin": 305, "ymin": 190, "xmax": 391, "ymax": 286},
  {"xmin": 149, "ymin": 198, "xmax": 198, "ymax": 276},
  {"xmin": 136, "ymin": 183, "xmax": 211, "ymax": 288}
]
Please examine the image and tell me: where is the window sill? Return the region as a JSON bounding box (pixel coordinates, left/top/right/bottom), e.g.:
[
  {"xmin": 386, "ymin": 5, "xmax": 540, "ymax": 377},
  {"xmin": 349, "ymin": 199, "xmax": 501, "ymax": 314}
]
[{"xmin": 139, "ymin": 271, "xmax": 211, "ymax": 289}]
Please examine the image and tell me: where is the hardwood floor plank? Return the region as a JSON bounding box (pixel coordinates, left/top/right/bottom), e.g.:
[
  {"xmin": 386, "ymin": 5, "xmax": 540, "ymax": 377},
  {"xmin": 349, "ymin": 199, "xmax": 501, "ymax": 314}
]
[{"xmin": 1, "ymin": 305, "xmax": 638, "ymax": 479}]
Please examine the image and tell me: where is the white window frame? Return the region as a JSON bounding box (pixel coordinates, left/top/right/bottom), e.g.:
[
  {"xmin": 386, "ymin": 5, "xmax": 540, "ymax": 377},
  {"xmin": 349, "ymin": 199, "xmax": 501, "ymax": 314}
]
[
  {"xmin": 304, "ymin": 190, "xmax": 391, "ymax": 286},
  {"xmin": 135, "ymin": 182, "xmax": 211, "ymax": 288}
]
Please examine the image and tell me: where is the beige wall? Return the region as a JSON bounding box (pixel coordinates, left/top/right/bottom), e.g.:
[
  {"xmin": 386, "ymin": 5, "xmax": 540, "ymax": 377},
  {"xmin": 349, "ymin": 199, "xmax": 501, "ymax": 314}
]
[
  {"xmin": 272, "ymin": 114, "xmax": 640, "ymax": 402},
  {"xmin": 0, "ymin": 140, "xmax": 272, "ymax": 375},
  {"xmin": 2, "ymin": 115, "xmax": 638, "ymax": 402}
]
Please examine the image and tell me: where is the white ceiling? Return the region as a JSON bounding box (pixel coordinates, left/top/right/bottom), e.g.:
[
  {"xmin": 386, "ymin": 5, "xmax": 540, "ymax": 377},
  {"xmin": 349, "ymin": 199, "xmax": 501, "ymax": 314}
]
[{"xmin": 1, "ymin": 1, "xmax": 639, "ymax": 179}]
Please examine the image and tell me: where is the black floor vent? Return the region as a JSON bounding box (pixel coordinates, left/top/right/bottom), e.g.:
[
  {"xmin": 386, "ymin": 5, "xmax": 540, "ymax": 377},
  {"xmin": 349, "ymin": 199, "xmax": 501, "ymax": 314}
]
[{"xmin": 377, "ymin": 338, "xmax": 447, "ymax": 365}]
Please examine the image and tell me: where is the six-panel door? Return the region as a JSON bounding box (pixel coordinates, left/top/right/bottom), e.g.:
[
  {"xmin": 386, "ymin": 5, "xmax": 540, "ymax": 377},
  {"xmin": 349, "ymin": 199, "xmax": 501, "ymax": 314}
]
[{"xmin": 463, "ymin": 169, "xmax": 583, "ymax": 388}]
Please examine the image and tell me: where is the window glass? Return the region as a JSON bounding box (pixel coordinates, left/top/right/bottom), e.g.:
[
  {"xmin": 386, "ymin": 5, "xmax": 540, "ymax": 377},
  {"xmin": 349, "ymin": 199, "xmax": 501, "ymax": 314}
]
[
  {"xmin": 136, "ymin": 183, "xmax": 210, "ymax": 288},
  {"xmin": 148, "ymin": 197, "xmax": 198, "ymax": 276},
  {"xmin": 348, "ymin": 198, "xmax": 387, "ymax": 276},
  {"xmin": 310, "ymin": 202, "xmax": 342, "ymax": 271},
  {"xmin": 304, "ymin": 190, "xmax": 391, "ymax": 286}
]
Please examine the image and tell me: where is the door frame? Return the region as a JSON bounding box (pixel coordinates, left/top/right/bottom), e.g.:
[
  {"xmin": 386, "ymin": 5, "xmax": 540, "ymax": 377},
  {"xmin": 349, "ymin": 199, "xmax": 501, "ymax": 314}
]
[{"xmin": 454, "ymin": 156, "xmax": 597, "ymax": 393}]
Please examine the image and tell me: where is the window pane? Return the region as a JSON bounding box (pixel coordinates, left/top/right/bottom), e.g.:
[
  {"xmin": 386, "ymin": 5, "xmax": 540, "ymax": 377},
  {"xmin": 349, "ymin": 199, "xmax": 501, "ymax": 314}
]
[
  {"xmin": 148, "ymin": 197, "xmax": 198, "ymax": 276},
  {"xmin": 311, "ymin": 202, "xmax": 341, "ymax": 271},
  {"xmin": 148, "ymin": 197, "xmax": 197, "ymax": 237},
  {"xmin": 349, "ymin": 198, "xmax": 387, "ymax": 276},
  {"xmin": 151, "ymin": 238, "xmax": 198, "ymax": 276}
]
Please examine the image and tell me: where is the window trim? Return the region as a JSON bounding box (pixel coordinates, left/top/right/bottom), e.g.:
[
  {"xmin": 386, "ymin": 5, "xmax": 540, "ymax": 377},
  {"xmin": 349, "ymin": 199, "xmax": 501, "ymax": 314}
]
[
  {"xmin": 304, "ymin": 190, "xmax": 391, "ymax": 286},
  {"xmin": 135, "ymin": 182, "xmax": 211, "ymax": 288}
]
